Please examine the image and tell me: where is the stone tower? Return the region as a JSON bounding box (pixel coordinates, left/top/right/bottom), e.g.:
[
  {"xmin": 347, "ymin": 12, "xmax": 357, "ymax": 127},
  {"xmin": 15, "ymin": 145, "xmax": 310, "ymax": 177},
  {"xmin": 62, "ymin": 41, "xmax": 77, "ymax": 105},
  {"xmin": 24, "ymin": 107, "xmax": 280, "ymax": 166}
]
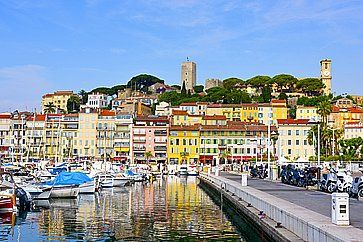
[
  {"xmin": 181, "ymin": 60, "xmax": 196, "ymax": 92},
  {"xmin": 320, "ymin": 59, "xmax": 332, "ymax": 95}
]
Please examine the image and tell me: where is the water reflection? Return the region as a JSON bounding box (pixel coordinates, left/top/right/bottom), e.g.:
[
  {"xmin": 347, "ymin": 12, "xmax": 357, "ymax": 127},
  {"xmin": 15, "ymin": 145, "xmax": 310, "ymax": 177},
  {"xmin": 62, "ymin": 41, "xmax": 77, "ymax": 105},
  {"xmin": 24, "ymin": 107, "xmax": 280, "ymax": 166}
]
[{"xmin": 0, "ymin": 176, "xmax": 270, "ymax": 241}]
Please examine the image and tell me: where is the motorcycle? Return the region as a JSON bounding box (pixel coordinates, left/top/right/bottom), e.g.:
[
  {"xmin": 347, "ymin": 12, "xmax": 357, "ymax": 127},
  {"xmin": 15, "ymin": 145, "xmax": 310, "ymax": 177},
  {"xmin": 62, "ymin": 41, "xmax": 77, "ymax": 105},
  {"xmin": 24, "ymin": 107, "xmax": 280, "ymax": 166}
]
[
  {"xmin": 350, "ymin": 175, "xmax": 363, "ymax": 198},
  {"xmin": 319, "ymin": 169, "xmax": 338, "ymax": 193},
  {"xmin": 336, "ymin": 171, "xmax": 353, "ymax": 193},
  {"xmin": 302, "ymin": 167, "xmax": 319, "ymax": 187},
  {"xmin": 280, "ymin": 164, "xmax": 294, "ymax": 184},
  {"xmin": 291, "ymin": 168, "xmax": 305, "ymax": 186}
]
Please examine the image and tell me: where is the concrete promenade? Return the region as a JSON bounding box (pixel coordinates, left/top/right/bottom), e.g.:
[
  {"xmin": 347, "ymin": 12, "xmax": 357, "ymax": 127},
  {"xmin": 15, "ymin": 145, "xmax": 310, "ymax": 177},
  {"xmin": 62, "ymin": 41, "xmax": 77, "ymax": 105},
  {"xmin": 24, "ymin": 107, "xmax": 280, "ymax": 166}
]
[
  {"xmin": 199, "ymin": 172, "xmax": 363, "ymax": 242},
  {"xmin": 221, "ymin": 171, "xmax": 363, "ymax": 230}
]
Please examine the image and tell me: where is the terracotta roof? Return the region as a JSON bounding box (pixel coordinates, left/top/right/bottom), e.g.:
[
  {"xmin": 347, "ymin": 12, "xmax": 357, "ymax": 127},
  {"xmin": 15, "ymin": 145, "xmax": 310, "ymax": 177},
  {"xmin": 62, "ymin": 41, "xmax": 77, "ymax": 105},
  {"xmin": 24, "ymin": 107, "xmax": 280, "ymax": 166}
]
[
  {"xmin": 28, "ymin": 114, "xmax": 46, "ymax": 121},
  {"xmin": 0, "ymin": 114, "xmax": 11, "ymax": 119},
  {"xmin": 99, "ymin": 110, "xmax": 116, "ymax": 116},
  {"xmin": 207, "ymin": 103, "xmax": 258, "ymax": 108},
  {"xmin": 347, "ymin": 107, "xmax": 363, "ymax": 113},
  {"xmin": 180, "ymin": 102, "xmax": 197, "ymax": 106},
  {"xmin": 331, "ymin": 105, "xmax": 340, "ymax": 113},
  {"xmin": 172, "ymin": 110, "xmax": 188, "ymax": 115},
  {"xmin": 271, "ymin": 99, "xmax": 286, "ymax": 103},
  {"xmin": 277, "ymin": 119, "xmax": 311, "ymax": 125},
  {"xmin": 170, "ymin": 124, "xmax": 200, "ymax": 131},
  {"xmin": 135, "ymin": 116, "xmax": 169, "ymax": 122},
  {"xmin": 202, "ymin": 115, "xmax": 226, "ymax": 120}
]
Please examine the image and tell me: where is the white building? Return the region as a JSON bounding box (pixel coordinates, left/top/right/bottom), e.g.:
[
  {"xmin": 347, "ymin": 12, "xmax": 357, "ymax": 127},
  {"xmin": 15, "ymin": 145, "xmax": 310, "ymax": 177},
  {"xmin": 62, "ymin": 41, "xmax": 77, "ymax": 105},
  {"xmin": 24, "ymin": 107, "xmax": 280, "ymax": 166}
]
[
  {"xmin": 86, "ymin": 93, "xmax": 108, "ymax": 109},
  {"xmin": 344, "ymin": 122, "xmax": 363, "ymax": 139}
]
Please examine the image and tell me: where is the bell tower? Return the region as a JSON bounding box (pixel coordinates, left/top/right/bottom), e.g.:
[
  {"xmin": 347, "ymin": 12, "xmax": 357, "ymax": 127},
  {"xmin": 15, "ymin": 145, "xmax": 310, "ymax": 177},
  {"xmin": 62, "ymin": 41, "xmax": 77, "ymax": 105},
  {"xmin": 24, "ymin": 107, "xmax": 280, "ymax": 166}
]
[{"xmin": 320, "ymin": 59, "xmax": 332, "ymax": 95}]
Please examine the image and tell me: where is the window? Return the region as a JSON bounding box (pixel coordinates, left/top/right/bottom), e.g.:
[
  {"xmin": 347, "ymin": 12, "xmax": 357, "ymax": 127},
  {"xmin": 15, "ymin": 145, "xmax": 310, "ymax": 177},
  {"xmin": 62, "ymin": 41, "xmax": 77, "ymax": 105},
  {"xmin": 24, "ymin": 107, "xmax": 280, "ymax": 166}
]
[
  {"xmin": 288, "ymin": 149, "xmax": 292, "ymax": 155},
  {"xmin": 304, "ymin": 140, "xmax": 307, "ymax": 145},
  {"xmin": 296, "ymin": 140, "xmax": 299, "ymax": 145},
  {"xmin": 288, "ymin": 130, "xmax": 292, "ymax": 135},
  {"xmin": 287, "ymin": 140, "xmax": 291, "ymax": 145},
  {"xmin": 296, "ymin": 130, "xmax": 299, "ymax": 135}
]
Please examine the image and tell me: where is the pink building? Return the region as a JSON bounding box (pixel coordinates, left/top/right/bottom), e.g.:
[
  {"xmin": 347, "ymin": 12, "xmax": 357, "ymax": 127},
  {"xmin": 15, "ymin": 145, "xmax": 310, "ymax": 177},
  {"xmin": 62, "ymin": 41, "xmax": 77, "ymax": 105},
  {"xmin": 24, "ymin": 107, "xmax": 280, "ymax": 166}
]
[{"xmin": 131, "ymin": 116, "xmax": 169, "ymax": 164}]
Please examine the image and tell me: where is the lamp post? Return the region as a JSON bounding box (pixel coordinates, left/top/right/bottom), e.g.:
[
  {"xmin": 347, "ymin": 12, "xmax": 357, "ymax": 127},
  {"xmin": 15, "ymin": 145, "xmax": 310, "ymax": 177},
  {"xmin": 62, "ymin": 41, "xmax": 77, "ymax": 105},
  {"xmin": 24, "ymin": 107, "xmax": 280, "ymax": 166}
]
[
  {"xmin": 308, "ymin": 117, "xmax": 321, "ymax": 166},
  {"xmin": 267, "ymin": 107, "xmax": 272, "ymax": 179}
]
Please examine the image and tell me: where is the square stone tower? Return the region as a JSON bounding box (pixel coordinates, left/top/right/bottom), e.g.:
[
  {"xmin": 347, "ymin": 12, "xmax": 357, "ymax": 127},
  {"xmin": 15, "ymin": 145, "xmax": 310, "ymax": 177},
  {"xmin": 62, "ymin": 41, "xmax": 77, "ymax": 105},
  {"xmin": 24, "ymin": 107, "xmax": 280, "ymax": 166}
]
[
  {"xmin": 181, "ymin": 61, "xmax": 196, "ymax": 92},
  {"xmin": 320, "ymin": 59, "xmax": 332, "ymax": 95}
]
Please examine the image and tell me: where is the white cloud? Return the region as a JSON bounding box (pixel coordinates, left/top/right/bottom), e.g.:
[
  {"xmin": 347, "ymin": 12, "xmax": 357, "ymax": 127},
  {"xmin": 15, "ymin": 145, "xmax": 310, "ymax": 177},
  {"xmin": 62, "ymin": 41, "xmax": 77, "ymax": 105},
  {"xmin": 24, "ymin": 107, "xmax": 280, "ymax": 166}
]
[{"xmin": 0, "ymin": 65, "xmax": 50, "ymax": 112}]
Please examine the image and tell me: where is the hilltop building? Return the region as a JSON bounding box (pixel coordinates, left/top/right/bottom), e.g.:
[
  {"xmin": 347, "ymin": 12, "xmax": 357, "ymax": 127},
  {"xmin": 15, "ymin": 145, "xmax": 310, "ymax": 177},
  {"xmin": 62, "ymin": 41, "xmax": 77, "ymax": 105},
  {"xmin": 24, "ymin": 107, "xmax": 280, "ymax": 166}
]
[
  {"xmin": 41, "ymin": 91, "xmax": 76, "ymax": 113},
  {"xmin": 205, "ymin": 78, "xmax": 223, "ymax": 90},
  {"xmin": 320, "ymin": 59, "xmax": 332, "ymax": 95},
  {"xmin": 181, "ymin": 60, "xmax": 196, "ymax": 92}
]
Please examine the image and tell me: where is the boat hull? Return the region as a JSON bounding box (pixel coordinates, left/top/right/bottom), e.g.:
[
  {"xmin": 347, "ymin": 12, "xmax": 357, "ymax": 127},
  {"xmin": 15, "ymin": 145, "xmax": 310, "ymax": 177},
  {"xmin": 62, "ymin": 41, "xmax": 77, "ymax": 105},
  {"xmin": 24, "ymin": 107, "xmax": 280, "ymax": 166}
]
[
  {"xmin": 79, "ymin": 182, "xmax": 96, "ymax": 194},
  {"xmin": 50, "ymin": 185, "xmax": 80, "ymax": 198}
]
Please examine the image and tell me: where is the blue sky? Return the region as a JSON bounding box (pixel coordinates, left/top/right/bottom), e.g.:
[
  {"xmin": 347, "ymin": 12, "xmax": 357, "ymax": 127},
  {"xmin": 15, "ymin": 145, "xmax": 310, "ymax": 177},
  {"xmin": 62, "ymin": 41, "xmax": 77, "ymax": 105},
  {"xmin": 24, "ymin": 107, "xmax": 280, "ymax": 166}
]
[{"xmin": 0, "ymin": 0, "xmax": 363, "ymax": 111}]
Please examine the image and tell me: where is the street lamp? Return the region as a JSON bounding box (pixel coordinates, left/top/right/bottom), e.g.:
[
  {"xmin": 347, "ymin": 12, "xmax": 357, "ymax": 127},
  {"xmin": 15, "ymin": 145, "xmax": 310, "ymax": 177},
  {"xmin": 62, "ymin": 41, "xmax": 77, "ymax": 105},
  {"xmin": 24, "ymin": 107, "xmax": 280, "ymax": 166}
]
[{"xmin": 308, "ymin": 117, "xmax": 321, "ymax": 166}]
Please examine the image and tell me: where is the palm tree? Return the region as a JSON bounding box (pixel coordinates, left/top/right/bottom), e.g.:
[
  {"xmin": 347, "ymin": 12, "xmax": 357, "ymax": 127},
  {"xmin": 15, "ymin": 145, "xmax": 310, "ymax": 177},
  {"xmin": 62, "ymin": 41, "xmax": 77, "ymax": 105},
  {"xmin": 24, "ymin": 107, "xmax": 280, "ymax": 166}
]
[
  {"xmin": 180, "ymin": 151, "xmax": 189, "ymax": 164},
  {"xmin": 220, "ymin": 150, "xmax": 231, "ymax": 164},
  {"xmin": 145, "ymin": 151, "xmax": 153, "ymax": 164},
  {"xmin": 44, "ymin": 102, "xmax": 56, "ymax": 114},
  {"xmin": 317, "ymin": 100, "xmax": 332, "ymax": 125}
]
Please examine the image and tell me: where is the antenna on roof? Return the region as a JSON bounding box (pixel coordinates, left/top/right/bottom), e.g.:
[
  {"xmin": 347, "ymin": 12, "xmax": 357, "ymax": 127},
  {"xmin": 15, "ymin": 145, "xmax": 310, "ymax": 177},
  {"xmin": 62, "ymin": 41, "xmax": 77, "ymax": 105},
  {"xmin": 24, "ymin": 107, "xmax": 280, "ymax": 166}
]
[{"xmin": 186, "ymin": 57, "xmax": 189, "ymax": 62}]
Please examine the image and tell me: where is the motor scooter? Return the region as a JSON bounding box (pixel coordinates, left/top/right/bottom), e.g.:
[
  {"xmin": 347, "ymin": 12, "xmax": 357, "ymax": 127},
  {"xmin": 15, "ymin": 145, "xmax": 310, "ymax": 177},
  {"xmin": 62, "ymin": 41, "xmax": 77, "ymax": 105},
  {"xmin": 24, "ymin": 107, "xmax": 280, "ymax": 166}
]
[
  {"xmin": 336, "ymin": 171, "xmax": 353, "ymax": 193},
  {"xmin": 319, "ymin": 169, "xmax": 338, "ymax": 193},
  {"xmin": 350, "ymin": 173, "xmax": 363, "ymax": 198}
]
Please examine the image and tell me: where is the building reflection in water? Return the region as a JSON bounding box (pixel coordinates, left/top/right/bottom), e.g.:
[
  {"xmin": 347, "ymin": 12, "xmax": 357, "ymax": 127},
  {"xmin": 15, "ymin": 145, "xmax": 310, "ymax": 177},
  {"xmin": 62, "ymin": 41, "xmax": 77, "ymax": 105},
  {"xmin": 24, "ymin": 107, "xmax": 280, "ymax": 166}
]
[{"xmin": 0, "ymin": 177, "xmax": 270, "ymax": 241}]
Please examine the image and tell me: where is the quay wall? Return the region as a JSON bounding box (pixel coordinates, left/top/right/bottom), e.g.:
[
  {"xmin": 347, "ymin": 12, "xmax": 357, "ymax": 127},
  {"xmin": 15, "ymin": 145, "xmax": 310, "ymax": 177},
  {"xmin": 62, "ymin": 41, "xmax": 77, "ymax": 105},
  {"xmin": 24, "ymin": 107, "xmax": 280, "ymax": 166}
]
[{"xmin": 198, "ymin": 173, "xmax": 363, "ymax": 242}]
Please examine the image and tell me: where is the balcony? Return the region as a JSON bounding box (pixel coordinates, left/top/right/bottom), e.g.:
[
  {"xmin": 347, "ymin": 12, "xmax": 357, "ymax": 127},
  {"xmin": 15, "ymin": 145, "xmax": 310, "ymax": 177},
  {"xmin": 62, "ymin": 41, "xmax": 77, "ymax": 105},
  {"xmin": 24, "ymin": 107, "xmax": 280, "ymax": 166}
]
[
  {"xmin": 133, "ymin": 132, "xmax": 146, "ymax": 136},
  {"xmin": 154, "ymin": 130, "xmax": 167, "ymax": 136},
  {"xmin": 133, "ymin": 139, "xmax": 146, "ymax": 143},
  {"xmin": 133, "ymin": 146, "xmax": 146, "ymax": 151},
  {"xmin": 154, "ymin": 146, "xmax": 167, "ymax": 152},
  {"xmin": 154, "ymin": 139, "xmax": 167, "ymax": 143}
]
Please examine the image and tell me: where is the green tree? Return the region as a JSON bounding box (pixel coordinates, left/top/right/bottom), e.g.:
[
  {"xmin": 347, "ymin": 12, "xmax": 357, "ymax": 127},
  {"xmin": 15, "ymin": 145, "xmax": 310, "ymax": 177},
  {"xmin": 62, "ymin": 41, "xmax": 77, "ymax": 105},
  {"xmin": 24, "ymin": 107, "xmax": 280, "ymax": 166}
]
[
  {"xmin": 339, "ymin": 137, "xmax": 363, "ymax": 160},
  {"xmin": 271, "ymin": 74, "xmax": 298, "ymax": 92},
  {"xmin": 181, "ymin": 81, "xmax": 187, "ymax": 96},
  {"xmin": 223, "ymin": 77, "xmax": 244, "ymax": 90},
  {"xmin": 67, "ymin": 95, "xmax": 81, "ymax": 113},
  {"xmin": 317, "ymin": 100, "xmax": 332, "ymax": 125},
  {"xmin": 193, "ymin": 85, "xmax": 204, "ymax": 93},
  {"xmin": 246, "ymin": 75, "xmax": 271, "ymax": 90},
  {"xmin": 44, "ymin": 102, "xmax": 56, "ymax": 114},
  {"xmin": 171, "ymin": 85, "xmax": 181, "ymax": 90},
  {"xmin": 78, "ymin": 90, "xmax": 88, "ymax": 104},
  {"xmin": 127, "ymin": 74, "xmax": 164, "ymax": 93},
  {"xmin": 296, "ymin": 78, "xmax": 325, "ymax": 96},
  {"xmin": 145, "ymin": 151, "xmax": 153, "ymax": 164},
  {"xmin": 261, "ymin": 86, "xmax": 272, "ymax": 102}
]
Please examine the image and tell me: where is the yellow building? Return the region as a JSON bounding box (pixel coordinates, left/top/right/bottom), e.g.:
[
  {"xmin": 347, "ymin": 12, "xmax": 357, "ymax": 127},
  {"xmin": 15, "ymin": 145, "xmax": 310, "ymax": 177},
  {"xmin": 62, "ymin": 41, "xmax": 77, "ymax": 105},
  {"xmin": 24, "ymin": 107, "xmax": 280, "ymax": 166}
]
[
  {"xmin": 167, "ymin": 125, "xmax": 200, "ymax": 165},
  {"xmin": 41, "ymin": 91, "xmax": 75, "ymax": 113},
  {"xmin": 96, "ymin": 109, "xmax": 116, "ymax": 159},
  {"xmin": 205, "ymin": 103, "xmax": 259, "ymax": 122},
  {"xmin": 43, "ymin": 114, "xmax": 63, "ymax": 161},
  {"xmin": 277, "ymin": 119, "xmax": 315, "ymax": 161},
  {"xmin": 170, "ymin": 110, "xmax": 202, "ymax": 125},
  {"xmin": 328, "ymin": 105, "xmax": 363, "ymax": 129},
  {"xmin": 60, "ymin": 114, "xmax": 78, "ymax": 160},
  {"xmin": 296, "ymin": 106, "xmax": 319, "ymax": 121},
  {"xmin": 75, "ymin": 109, "xmax": 98, "ymax": 158},
  {"xmin": 258, "ymin": 100, "xmax": 288, "ymax": 125}
]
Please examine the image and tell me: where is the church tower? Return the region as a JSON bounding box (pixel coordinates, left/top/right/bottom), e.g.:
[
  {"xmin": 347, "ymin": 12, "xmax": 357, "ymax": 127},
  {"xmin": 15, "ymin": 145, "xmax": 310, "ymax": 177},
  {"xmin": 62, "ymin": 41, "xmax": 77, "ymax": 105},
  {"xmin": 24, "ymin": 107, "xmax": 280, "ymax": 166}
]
[{"xmin": 320, "ymin": 59, "xmax": 332, "ymax": 95}]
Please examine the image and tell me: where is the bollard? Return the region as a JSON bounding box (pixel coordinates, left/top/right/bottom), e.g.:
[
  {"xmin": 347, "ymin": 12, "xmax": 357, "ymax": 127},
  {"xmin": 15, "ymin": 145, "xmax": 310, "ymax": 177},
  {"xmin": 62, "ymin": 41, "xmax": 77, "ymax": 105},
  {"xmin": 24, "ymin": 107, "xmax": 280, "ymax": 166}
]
[
  {"xmin": 331, "ymin": 193, "xmax": 349, "ymax": 226},
  {"xmin": 241, "ymin": 172, "xmax": 248, "ymax": 186},
  {"xmin": 215, "ymin": 167, "xmax": 219, "ymax": 176}
]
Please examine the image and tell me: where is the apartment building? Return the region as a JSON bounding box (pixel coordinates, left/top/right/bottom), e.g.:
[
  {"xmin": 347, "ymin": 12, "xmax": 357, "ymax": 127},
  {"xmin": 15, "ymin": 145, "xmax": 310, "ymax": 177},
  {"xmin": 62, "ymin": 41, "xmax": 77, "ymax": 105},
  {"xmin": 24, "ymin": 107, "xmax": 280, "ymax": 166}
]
[
  {"xmin": 0, "ymin": 113, "xmax": 11, "ymax": 159},
  {"xmin": 276, "ymin": 119, "xmax": 314, "ymax": 161},
  {"xmin": 114, "ymin": 113, "xmax": 133, "ymax": 162},
  {"xmin": 132, "ymin": 116, "xmax": 169, "ymax": 164},
  {"xmin": 41, "ymin": 91, "xmax": 75, "ymax": 113}
]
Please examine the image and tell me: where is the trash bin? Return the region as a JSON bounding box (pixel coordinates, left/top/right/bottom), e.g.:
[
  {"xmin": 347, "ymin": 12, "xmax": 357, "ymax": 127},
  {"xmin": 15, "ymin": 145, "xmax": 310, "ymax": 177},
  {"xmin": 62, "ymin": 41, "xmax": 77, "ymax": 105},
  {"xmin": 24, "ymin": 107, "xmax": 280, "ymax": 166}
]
[
  {"xmin": 331, "ymin": 193, "xmax": 349, "ymax": 225},
  {"xmin": 241, "ymin": 173, "xmax": 247, "ymax": 186}
]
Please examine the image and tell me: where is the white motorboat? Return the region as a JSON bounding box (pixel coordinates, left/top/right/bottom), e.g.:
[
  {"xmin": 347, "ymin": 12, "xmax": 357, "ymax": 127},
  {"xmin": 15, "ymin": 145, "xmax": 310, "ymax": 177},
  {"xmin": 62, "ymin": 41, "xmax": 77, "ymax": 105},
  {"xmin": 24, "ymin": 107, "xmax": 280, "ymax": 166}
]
[
  {"xmin": 79, "ymin": 181, "xmax": 96, "ymax": 194},
  {"xmin": 113, "ymin": 177, "xmax": 130, "ymax": 187},
  {"xmin": 47, "ymin": 185, "xmax": 80, "ymax": 198}
]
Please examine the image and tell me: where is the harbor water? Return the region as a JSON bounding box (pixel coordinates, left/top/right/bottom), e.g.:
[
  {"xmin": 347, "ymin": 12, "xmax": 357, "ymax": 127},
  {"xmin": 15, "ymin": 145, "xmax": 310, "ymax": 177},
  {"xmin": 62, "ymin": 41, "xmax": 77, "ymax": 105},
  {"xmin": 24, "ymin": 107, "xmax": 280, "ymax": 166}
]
[{"xmin": 0, "ymin": 176, "xmax": 272, "ymax": 241}]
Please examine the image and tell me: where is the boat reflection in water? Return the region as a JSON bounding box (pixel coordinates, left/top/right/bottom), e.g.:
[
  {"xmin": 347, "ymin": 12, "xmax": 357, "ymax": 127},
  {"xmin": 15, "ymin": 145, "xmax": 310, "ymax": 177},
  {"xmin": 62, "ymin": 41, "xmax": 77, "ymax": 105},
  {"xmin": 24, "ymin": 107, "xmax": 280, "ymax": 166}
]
[{"xmin": 0, "ymin": 176, "xmax": 272, "ymax": 241}]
